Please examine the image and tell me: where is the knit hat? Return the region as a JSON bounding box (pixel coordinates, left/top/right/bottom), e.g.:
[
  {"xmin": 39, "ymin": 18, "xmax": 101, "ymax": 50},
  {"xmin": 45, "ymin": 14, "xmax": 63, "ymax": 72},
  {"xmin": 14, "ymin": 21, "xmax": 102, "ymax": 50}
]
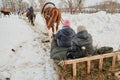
[
  {"xmin": 77, "ymin": 25, "xmax": 86, "ymax": 32},
  {"xmin": 63, "ymin": 19, "xmax": 70, "ymax": 26}
]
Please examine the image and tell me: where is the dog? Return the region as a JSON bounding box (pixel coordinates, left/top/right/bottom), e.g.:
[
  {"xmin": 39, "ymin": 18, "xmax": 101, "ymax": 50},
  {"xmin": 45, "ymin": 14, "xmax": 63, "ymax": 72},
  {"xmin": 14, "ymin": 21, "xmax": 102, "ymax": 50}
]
[{"xmin": 1, "ymin": 10, "xmax": 10, "ymax": 16}]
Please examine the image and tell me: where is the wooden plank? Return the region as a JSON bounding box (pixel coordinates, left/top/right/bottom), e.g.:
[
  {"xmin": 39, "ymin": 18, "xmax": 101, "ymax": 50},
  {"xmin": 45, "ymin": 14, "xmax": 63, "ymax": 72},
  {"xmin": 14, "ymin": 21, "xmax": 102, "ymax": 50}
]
[{"xmin": 63, "ymin": 52, "xmax": 120, "ymax": 65}]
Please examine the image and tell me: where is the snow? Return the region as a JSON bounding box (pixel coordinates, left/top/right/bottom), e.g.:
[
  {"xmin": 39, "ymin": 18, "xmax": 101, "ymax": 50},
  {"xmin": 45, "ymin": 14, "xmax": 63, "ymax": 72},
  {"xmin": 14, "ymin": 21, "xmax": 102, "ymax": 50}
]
[
  {"xmin": 0, "ymin": 11, "xmax": 120, "ymax": 80},
  {"xmin": 61, "ymin": 11, "xmax": 120, "ymax": 51},
  {"xmin": 0, "ymin": 15, "xmax": 57, "ymax": 80}
]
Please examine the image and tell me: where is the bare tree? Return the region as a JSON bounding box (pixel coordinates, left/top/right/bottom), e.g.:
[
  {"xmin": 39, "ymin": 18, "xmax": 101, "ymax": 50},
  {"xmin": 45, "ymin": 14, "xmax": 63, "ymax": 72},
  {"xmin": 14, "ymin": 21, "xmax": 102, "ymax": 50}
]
[
  {"xmin": 0, "ymin": 0, "xmax": 29, "ymax": 13},
  {"xmin": 1, "ymin": 0, "xmax": 5, "ymax": 8},
  {"xmin": 73, "ymin": 0, "xmax": 83, "ymax": 13},
  {"xmin": 29, "ymin": 0, "xmax": 36, "ymax": 7},
  {"xmin": 21, "ymin": 2, "xmax": 29, "ymax": 11},
  {"xmin": 62, "ymin": 0, "xmax": 73, "ymax": 14},
  {"xmin": 59, "ymin": 0, "xmax": 83, "ymax": 14},
  {"xmin": 9, "ymin": 0, "xmax": 15, "ymax": 12},
  {"xmin": 38, "ymin": 0, "xmax": 46, "ymax": 11}
]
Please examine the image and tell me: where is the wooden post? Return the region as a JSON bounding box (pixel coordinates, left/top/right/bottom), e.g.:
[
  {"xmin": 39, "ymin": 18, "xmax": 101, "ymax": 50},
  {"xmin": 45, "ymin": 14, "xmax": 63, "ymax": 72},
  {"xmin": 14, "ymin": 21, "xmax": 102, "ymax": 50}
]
[
  {"xmin": 99, "ymin": 58, "xmax": 103, "ymax": 70},
  {"xmin": 73, "ymin": 63, "xmax": 77, "ymax": 80},
  {"xmin": 112, "ymin": 54, "xmax": 116, "ymax": 69},
  {"xmin": 87, "ymin": 60, "xmax": 91, "ymax": 74},
  {"xmin": 59, "ymin": 74, "xmax": 62, "ymax": 80}
]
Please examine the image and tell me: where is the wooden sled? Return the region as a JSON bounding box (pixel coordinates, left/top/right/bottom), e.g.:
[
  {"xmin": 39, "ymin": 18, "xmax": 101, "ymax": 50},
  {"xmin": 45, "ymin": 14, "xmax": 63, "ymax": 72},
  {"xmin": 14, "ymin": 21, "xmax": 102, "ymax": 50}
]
[{"xmin": 58, "ymin": 51, "xmax": 120, "ymax": 80}]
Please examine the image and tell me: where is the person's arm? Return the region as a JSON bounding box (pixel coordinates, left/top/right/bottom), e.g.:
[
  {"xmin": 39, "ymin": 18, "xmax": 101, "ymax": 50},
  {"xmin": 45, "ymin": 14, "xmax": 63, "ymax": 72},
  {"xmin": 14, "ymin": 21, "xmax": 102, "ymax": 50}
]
[
  {"xmin": 71, "ymin": 37, "xmax": 78, "ymax": 50},
  {"xmin": 55, "ymin": 30, "xmax": 61, "ymax": 40}
]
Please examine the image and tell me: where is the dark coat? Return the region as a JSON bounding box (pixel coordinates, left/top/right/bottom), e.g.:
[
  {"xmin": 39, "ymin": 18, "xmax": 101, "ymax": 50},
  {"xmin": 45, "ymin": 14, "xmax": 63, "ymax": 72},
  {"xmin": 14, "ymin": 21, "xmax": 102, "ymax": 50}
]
[
  {"xmin": 29, "ymin": 7, "xmax": 34, "ymax": 13},
  {"xmin": 50, "ymin": 38, "xmax": 69, "ymax": 60},
  {"xmin": 29, "ymin": 7, "xmax": 35, "ymax": 19},
  {"xmin": 55, "ymin": 27, "xmax": 75, "ymax": 47},
  {"xmin": 71, "ymin": 30, "xmax": 94, "ymax": 56}
]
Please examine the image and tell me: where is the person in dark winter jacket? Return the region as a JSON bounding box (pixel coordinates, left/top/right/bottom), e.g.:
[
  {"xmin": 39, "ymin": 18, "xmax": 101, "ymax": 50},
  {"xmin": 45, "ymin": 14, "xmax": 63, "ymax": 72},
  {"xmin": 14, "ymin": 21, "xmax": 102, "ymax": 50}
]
[
  {"xmin": 28, "ymin": 6, "xmax": 36, "ymax": 25},
  {"xmin": 29, "ymin": 6, "xmax": 34, "ymax": 14},
  {"xmin": 55, "ymin": 20, "xmax": 75, "ymax": 47},
  {"xmin": 67, "ymin": 25, "xmax": 95, "ymax": 59}
]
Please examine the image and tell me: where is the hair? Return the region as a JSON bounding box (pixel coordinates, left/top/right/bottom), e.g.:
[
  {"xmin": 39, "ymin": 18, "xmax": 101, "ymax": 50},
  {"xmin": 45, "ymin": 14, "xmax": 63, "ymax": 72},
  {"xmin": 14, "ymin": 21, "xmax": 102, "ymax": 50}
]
[{"xmin": 77, "ymin": 25, "xmax": 86, "ymax": 32}]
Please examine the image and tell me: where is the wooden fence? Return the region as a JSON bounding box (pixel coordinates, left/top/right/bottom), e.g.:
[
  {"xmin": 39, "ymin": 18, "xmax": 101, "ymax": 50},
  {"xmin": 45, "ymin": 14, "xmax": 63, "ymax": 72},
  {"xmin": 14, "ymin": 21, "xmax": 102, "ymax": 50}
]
[{"xmin": 59, "ymin": 51, "xmax": 120, "ymax": 80}]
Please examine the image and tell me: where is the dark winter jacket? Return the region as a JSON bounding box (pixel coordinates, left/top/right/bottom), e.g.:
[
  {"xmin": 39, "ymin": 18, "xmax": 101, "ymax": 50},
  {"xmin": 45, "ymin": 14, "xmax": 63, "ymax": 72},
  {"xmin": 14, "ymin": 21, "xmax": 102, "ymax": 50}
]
[
  {"xmin": 29, "ymin": 7, "xmax": 35, "ymax": 19},
  {"xmin": 71, "ymin": 30, "xmax": 94, "ymax": 56},
  {"xmin": 29, "ymin": 7, "xmax": 34, "ymax": 14},
  {"xmin": 50, "ymin": 38, "xmax": 69, "ymax": 60},
  {"xmin": 55, "ymin": 27, "xmax": 75, "ymax": 47}
]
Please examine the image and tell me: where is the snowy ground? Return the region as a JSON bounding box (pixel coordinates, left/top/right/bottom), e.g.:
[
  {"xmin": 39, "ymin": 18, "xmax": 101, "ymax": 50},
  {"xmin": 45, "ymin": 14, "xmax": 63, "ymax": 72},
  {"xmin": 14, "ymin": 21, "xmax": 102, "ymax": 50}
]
[
  {"xmin": 0, "ymin": 11, "xmax": 120, "ymax": 80},
  {"xmin": 0, "ymin": 14, "xmax": 58, "ymax": 80}
]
